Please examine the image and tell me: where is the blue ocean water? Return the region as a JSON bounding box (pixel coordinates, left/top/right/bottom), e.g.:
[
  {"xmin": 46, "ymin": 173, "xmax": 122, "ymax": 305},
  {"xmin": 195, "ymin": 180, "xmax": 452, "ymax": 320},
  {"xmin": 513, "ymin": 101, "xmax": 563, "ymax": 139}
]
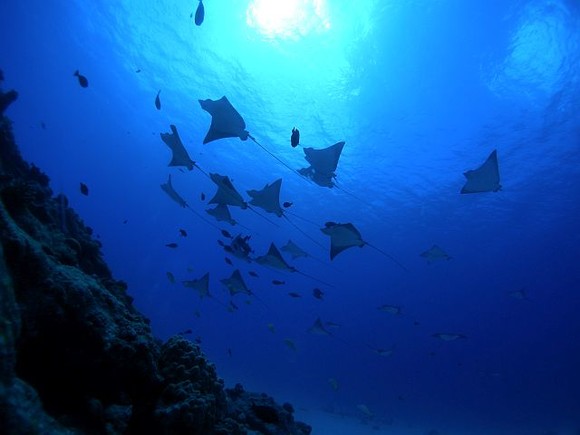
[{"xmin": 1, "ymin": 0, "xmax": 580, "ymax": 433}]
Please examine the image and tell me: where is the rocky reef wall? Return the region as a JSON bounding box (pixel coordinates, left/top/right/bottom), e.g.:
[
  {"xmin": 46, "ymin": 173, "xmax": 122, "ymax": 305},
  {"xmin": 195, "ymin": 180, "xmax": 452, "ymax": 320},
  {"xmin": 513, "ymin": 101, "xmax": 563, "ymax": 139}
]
[{"xmin": 0, "ymin": 75, "xmax": 311, "ymax": 435}]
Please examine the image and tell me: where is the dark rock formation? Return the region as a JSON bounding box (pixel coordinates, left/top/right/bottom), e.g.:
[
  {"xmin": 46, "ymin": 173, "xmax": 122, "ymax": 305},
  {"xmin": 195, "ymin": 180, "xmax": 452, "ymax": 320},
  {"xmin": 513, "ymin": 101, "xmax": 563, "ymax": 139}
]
[
  {"xmin": 0, "ymin": 73, "xmax": 311, "ymax": 435},
  {"xmin": 219, "ymin": 384, "xmax": 312, "ymax": 435}
]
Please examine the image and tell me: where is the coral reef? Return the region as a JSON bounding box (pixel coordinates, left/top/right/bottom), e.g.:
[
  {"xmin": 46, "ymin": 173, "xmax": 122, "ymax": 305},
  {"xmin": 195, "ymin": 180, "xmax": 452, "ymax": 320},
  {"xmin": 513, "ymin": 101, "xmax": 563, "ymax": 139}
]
[{"xmin": 0, "ymin": 74, "xmax": 311, "ymax": 434}]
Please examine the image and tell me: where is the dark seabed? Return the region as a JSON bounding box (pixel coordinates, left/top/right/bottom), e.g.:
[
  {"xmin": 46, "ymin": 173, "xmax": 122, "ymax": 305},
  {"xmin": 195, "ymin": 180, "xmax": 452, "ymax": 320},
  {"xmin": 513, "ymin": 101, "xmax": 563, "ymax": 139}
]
[{"xmin": 1, "ymin": 1, "xmax": 580, "ymax": 434}]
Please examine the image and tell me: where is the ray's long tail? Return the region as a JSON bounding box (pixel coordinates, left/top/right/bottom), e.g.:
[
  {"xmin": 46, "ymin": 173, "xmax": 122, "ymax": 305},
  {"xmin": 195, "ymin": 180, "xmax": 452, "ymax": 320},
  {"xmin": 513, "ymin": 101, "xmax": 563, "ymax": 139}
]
[
  {"xmin": 366, "ymin": 242, "xmax": 409, "ymax": 272},
  {"xmin": 283, "ymin": 215, "xmax": 326, "ymax": 250},
  {"xmin": 248, "ymin": 134, "xmax": 306, "ymax": 182}
]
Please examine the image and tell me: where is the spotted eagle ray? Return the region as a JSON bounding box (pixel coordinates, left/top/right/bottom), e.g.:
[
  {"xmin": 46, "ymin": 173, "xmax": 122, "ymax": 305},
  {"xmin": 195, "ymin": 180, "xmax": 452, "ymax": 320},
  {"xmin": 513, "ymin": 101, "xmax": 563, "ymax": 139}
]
[
  {"xmin": 255, "ymin": 243, "xmax": 333, "ymax": 287},
  {"xmin": 199, "ymin": 96, "xmax": 301, "ymax": 177},
  {"xmin": 460, "ymin": 149, "xmax": 501, "ymax": 194},
  {"xmin": 320, "ymin": 222, "xmax": 407, "ymax": 271}
]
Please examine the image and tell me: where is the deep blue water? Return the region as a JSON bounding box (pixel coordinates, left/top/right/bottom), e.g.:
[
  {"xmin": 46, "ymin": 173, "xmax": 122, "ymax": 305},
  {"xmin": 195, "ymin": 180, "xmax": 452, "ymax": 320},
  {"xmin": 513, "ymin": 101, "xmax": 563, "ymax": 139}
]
[{"xmin": 2, "ymin": 0, "xmax": 580, "ymax": 433}]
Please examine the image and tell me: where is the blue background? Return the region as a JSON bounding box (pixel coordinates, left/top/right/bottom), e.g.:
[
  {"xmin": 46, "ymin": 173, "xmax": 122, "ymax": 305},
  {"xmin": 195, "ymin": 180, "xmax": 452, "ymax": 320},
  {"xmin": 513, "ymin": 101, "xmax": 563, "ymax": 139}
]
[{"xmin": 1, "ymin": 1, "xmax": 580, "ymax": 433}]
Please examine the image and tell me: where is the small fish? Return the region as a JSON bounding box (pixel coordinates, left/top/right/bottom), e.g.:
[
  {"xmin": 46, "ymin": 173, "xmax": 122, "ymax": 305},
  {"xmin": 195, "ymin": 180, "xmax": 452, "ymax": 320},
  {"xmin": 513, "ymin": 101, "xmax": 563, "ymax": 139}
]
[
  {"xmin": 284, "ymin": 338, "xmax": 297, "ymax": 352},
  {"xmin": 179, "ymin": 229, "xmax": 188, "ymax": 237},
  {"xmin": 123, "ymin": 219, "xmax": 128, "ymax": 224},
  {"xmin": 194, "ymin": 0, "xmax": 204, "ymax": 26},
  {"xmin": 328, "ymin": 378, "xmax": 339, "ymax": 391},
  {"xmin": 79, "ymin": 182, "xmax": 89, "ymax": 196},
  {"xmin": 166, "ymin": 271, "xmax": 175, "ymax": 284},
  {"xmin": 201, "ymin": 192, "xmax": 206, "ymax": 201},
  {"xmin": 283, "ymin": 201, "xmax": 293, "ymax": 208},
  {"xmin": 225, "ymin": 257, "xmax": 232, "ymax": 265},
  {"xmin": 357, "ymin": 404, "xmax": 373, "ymax": 418},
  {"xmin": 272, "ymin": 279, "xmax": 285, "ymax": 286},
  {"xmin": 155, "ymin": 90, "xmax": 161, "ymax": 110},
  {"xmin": 509, "ymin": 288, "xmax": 531, "ymax": 301},
  {"xmin": 221, "ymin": 229, "xmax": 232, "ymax": 239},
  {"xmin": 73, "ymin": 70, "xmax": 89, "ymax": 88},
  {"xmin": 227, "ymin": 348, "xmax": 232, "ymax": 357},
  {"xmin": 249, "ymin": 271, "xmax": 259, "ymax": 278},
  {"xmin": 288, "ymin": 292, "xmax": 301, "ymax": 298},
  {"xmin": 194, "ymin": 310, "xmax": 201, "ymax": 318},
  {"xmin": 432, "ymin": 333, "xmax": 467, "ymax": 341},
  {"xmin": 291, "ymin": 127, "xmax": 300, "ymax": 148},
  {"xmin": 372, "ymin": 347, "xmax": 395, "ymax": 357},
  {"xmin": 267, "ymin": 323, "xmax": 276, "ymax": 333},
  {"xmin": 312, "ymin": 288, "xmax": 324, "ymax": 300},
  {"xmin": 217, "ymin": 240, "xmax": 225, "ymax": 247},
  {"xmin": 40, "ymin": 121, "xmax": 46, "ymax": 130},
  {"xmin": 420, "ymin": 244, "xmax": 452, "ymax": 263},
  {"xmin": 176, "ymin": 329, "xmax": 192, "ymax": 336},
  {"xmin": 377, "ymin": 304, "xmax": 402, "ymax": 315},
  {"xmin": 135, "ymin": 69, "xmax": 141, "ymax": 73},
  {"xmin": 165, "ymin": 243, "xmax": 178, "ymax": 248}
]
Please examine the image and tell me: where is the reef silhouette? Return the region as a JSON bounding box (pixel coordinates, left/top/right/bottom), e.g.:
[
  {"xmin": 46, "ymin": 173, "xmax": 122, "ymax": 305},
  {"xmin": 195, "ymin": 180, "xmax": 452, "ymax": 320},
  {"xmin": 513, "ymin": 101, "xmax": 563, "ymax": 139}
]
[{"xmin": 0, "ymin": 73, "xmax": 310, "ymax": 434}]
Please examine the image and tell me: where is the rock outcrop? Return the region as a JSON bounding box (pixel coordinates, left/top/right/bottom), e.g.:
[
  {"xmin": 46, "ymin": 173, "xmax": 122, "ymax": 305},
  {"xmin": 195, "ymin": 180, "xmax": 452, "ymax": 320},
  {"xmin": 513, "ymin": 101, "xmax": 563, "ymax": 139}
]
[{"xmin": 0, "ymin": 73, "xmax": 311, "ymax": 435}]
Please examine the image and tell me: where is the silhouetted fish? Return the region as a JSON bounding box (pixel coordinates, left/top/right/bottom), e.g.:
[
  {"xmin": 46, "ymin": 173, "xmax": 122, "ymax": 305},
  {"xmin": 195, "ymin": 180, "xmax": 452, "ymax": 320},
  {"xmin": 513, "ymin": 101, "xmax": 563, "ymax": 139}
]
[
  {"xmin": 291, "ymin": 127, "xmax": 299, "ymax": 148},
  {"xmin": 312, "ymin": 288, "xmax": 324, "ymax": 300},
  {"xmin": 225, "ymin": 257, "xmax": 232, "ymax": 265},
  {"xmin": 194, "ymin": 0, "xmax": 204, "ymax": 26},
  {"xmin": 179, "ymin": 229, "xmax": 188, "ymax": 237},
  {"xmin": 249, "ymin": 271, "xmax": 258, "ymax": 277},
  {"xmin": 135, "ymin": 69, "xmax": 141, "ymax": 73},
  {"xmin": 284, "ymin": 338, "xmax": 297, "ymax": 352},
  {"xmin": 377, "ymin": 304, "xmax": 401, "ymax": 315},
  {"xmin": 283, "ymin": 201, "xmax": 293, "ymax": 208},
  {"xmin": 357, "ymin": 404, "xmax": 373, "ymax": 418},
  {"xmin": 432, "ymin": 333, "xmax": 467, "ymax": 341},
  {"xmin": 73, "ymin": 70, "xmax": 88, "ymax": 88},
  {"xmin": 288, "ymin": 292, "xmax": 301, "ymax": 298},
  {"xmin": 165, "ymin": 243, "xmax": 178, "ymax": 248},
  {"xmin": 80, "ymin": 182, "xmax": 89, "ymax": 196},
  {"xmin": 155, "ymin": 90, "xmax": 161, "ymax": 110},
  {"xmin": 221, "ymin": 229, "xmax": 232, "ymax": 239},
  {"xmin": 40, "ymin": 121, "xmax": 46, "ymax": 130},
  {"xmin": 201, "ymin": 192, "xmax": 206, "ymax": 201},
  {"xmin": 328, "ymin": 378, "xmax": 339, "ymax": 391},
  {"xmin": 166, "ymin": 271, "xmax": 175, "ymax": 284},
  {"xmin": 272, "ymin": 280, "xmax": 285, "ymax": 286},
  {"xmin": 509, "ymin": 288, "xmax": 531, "ymax": 301}
]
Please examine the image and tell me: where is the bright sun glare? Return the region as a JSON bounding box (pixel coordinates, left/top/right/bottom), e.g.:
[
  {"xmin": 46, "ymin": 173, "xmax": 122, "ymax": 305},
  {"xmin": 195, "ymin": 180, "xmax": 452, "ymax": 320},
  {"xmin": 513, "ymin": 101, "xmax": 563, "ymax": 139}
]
[{"xmin": 246, "ymin": 0, "xmax": 331, "ymax": 40}]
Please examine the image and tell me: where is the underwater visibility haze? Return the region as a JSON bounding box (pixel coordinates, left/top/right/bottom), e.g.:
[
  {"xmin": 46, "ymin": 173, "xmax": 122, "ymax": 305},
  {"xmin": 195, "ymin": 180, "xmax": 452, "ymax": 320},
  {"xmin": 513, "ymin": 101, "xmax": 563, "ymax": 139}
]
[{"xmin": 1, "ymin": 0, "xmax": 580, "ymax": 433}]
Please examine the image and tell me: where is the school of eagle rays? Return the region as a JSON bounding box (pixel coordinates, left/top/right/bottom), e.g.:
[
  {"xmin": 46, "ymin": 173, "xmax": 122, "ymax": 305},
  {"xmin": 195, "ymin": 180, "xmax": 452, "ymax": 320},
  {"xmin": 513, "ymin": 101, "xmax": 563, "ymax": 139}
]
[{"xmin": 157, "ymin": 94, "xmax": 502, "ymax": 351}]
